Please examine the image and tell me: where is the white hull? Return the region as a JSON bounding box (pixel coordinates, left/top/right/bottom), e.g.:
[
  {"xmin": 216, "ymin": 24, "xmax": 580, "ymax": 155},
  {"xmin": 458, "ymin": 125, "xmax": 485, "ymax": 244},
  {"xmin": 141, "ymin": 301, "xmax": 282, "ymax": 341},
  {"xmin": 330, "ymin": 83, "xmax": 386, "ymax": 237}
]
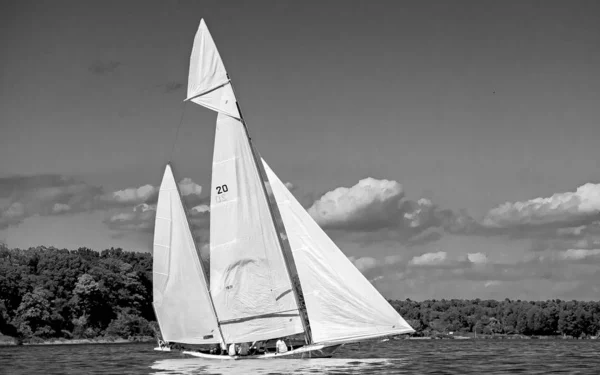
[{"xmin": 154, "ymin": 343, "xmax": 341, "ymax": 360}]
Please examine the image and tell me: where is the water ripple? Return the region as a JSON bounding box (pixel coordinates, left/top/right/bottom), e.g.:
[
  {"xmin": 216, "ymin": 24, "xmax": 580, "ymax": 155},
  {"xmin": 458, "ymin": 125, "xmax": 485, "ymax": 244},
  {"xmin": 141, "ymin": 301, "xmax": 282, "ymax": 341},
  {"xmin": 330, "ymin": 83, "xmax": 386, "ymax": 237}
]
[{"xmin": 0, "ymin": 339, "xmax": 599, "ymax": 374}]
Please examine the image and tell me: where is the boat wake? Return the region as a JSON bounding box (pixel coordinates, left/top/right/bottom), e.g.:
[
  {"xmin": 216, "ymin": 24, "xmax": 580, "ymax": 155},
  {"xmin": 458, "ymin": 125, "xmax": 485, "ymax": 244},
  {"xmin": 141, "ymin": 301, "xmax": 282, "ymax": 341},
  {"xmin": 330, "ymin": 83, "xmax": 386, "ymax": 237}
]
[{"xmin": 150, "ymin": 357, "xmax": 404, "ymax": 375}]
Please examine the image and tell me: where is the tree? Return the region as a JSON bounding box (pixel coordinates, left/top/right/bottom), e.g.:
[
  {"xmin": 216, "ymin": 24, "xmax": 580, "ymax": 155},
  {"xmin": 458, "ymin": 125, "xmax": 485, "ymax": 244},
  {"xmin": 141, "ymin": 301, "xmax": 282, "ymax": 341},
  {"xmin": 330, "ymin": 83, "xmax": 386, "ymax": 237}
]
[{"xmin": 14, "ymin": 287, "xmax": 54, "ymax": 338}]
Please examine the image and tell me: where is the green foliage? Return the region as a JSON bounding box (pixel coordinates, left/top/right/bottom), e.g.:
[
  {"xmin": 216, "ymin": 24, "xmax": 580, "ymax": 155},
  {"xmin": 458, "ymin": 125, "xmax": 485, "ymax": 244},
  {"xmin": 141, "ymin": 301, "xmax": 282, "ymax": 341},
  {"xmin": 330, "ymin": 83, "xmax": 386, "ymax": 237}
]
[
  {"xmin": 0, "ymin": 244, "xmax": 154, "ymax": 341},
  {"xmin": 1, "ymin": 243, "xmax": 598, "ymax": 341},
  {"xmin": 390, "ymin": 298, "xmax": 600, "ymax": 338},
  {"xmin": 104, "ymin": 311, "xmax": 154, "ymax": 339}
]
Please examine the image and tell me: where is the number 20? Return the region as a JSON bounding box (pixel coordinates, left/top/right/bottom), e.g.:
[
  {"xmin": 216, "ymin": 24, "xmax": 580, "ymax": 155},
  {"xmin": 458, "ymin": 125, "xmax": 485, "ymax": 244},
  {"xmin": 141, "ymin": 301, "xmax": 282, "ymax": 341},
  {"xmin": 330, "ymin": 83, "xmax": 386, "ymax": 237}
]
[{"xmin": 216, "ymin": 184, "xmax": 228, "ymax": 194}]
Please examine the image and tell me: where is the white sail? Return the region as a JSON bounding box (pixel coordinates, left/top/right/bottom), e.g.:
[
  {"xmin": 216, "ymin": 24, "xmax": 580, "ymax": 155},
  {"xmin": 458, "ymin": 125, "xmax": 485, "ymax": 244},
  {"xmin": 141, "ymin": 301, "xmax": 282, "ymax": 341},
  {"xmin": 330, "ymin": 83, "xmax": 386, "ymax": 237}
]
[
  {"xmin": 262, "ymin": 160, "xmax": 415, "ymax": 344},
  {"xmin": 208, "ymin": 113, "xmax": 303, "ymax": 343},
  {"xmin": 153, "ymin": 164, "xmax": 223, "ymax": 345},
  {"xmin": 186, "ymin": 20, "xmax": 240, "ymax": 119}
]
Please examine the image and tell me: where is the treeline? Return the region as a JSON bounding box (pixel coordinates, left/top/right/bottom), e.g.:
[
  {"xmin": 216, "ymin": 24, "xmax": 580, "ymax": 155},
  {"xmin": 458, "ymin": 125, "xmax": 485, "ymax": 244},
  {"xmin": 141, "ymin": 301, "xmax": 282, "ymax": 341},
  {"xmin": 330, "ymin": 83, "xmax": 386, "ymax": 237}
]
[
  {"xmin": 0, "ymin": 245, "xmax": 156, "ymax": 343},
  {"xmin": 1, "ymin": 246, "xmax": 599, "ymax": 343},
  {"xmin": 390, "ymin": 299, "xmax": 600, "ymax": 338}
]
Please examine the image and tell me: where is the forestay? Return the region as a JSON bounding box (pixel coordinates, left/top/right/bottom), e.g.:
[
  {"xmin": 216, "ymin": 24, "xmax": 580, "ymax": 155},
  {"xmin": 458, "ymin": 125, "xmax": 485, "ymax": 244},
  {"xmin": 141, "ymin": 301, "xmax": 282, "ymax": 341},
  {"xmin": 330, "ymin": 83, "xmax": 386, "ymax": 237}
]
[
  {"xmin": 152, "ymin": 165, "xmax": 223, "ymax": 345},
  {"xmin": 262, "ymin": 160, "xmax": 415, "ymax": 344},
  {"xmin": 209, "ymin": 113, "xmax": 303, "ymax": 343}
]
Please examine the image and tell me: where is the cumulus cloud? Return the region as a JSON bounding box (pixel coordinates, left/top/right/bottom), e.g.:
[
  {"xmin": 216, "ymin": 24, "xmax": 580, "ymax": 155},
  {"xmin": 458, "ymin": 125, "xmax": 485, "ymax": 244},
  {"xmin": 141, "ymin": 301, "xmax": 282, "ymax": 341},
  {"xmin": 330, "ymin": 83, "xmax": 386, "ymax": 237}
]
[
  {"xmin": 483, "ymin": 182, "xmax": 600, "ymax": 229},
  {"xmin": 190, "ymin": 204, "xmax": 210, "ymax": 214},
  {"xmin": 304, "ymin": 177, "xmax": 478, "ymax": 246},
  {"xmin": 559, "ymin": 249, "xmax": 600, "ymax": 261},
  {"xmin": 467, "ymin": 252, "xmax": 488, "ymax": 264},
  {"xmin": 52, "ymin": 203, "xmax": 71, "ymax": 214},
  {"xmin": 178, "ymin": 178, "xmax": 202, "ymax": 197},
  {"xmin": 409, "ymin": 251, "xmax": 448, "ymax": 266},
  {"xmin": 0, "ymin": 173, "xmax": 205, "ymax": 231},
  {"xmin": 352, "ymin": 256, "xmax": 380, "ymax": 272},
  {"xmin": 100, "ymin": 184, "xmax": 158, "ymax": 206},
  {"xmin": 104, "ymin": 203, "xmax": 156, "ymax": 232},
  {"xmin": 308, "ymin": 178, "xmax": 404, "ymax": 231}
]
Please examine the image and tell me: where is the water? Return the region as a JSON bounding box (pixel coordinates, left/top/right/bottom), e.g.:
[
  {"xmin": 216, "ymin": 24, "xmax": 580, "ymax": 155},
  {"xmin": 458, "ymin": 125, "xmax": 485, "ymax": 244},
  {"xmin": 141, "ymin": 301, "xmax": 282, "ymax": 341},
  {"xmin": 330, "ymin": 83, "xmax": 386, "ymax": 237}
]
[{"xmin": 1, "ymin": 340, "xmax": 599, "ymax": 374}]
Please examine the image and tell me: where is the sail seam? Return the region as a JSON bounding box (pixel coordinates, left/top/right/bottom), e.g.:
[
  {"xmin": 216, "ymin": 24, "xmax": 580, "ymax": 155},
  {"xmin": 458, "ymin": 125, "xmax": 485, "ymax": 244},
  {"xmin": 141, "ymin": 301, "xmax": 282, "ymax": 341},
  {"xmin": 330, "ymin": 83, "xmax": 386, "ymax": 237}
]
[
  {"xmin": 213, "ymin": 156, "xmax": 238, "ymax": 165},
  {"xmin": 219, "ymin": 309, "xmax": 300, "ymax": 325},
  {"xmin": 185, "ymin": 79, "xmax": 230, "ymax": 101},
  {"xmin": 210, "ymin": 239, "xmax": 238, "ymax": 249}
]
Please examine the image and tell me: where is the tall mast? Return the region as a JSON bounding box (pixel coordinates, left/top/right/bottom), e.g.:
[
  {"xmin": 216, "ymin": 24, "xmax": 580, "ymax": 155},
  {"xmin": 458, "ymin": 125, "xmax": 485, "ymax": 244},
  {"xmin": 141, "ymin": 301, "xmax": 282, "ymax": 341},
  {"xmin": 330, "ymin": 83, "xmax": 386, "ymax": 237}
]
[
  {"xmin": 169, "ymin": 162, "xmax": 226, "ymax": 347},
  {"xmin": 227, "ymin": 77, "xmax": 313, "ymax": 345}
]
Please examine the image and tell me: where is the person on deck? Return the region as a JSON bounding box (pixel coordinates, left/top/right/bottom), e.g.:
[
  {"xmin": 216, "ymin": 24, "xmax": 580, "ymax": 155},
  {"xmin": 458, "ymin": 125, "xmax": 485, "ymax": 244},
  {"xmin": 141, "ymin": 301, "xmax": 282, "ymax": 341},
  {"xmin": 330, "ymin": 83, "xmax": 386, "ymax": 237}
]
[
  {"xmin": 251, "ymin": 340, "xmax": 265, "ymax": 355},
  {"xmin": 238, "ymin": 342, "xmax": 250, "ymax": 356},
  {"xmin": 228, "ymin": 343, "xmax": 237, "ymax": 356},
  {"xmin": 276, "ymin": 339, "xmax": 288, "ymax": 354}
]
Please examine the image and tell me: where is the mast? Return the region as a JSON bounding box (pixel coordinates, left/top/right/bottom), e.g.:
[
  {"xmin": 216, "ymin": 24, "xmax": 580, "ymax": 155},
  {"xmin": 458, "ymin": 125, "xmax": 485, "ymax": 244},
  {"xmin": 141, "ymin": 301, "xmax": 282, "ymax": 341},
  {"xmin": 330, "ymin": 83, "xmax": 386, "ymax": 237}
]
[
  {"xmin": 227, "ymin": 77, "xmax": 313, "ymax": 345},
  {"xmin": 169, "ymin": 162, "xmax": 226, "ymax": 347}
]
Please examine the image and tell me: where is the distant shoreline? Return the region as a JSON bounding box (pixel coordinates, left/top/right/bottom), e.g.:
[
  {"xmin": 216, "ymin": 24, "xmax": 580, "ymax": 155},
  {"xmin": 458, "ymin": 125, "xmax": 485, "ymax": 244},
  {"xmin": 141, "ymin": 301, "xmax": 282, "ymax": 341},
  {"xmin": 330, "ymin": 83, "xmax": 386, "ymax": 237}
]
[
  {"xmin": 2, "ymin": 333, "xmax": 597, "ymax": 347},
  {"xmin": 0, "ymin": 335, "xmax": 156, "ymax": 347}
]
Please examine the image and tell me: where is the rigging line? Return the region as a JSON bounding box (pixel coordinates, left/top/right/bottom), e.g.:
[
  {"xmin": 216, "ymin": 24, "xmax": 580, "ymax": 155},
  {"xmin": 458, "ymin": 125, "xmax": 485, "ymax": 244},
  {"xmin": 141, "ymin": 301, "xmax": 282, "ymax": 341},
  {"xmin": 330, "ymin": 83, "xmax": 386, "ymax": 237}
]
[{"xmin": 168, "ymin": 101, "xmax": 187, "ymax": 163}]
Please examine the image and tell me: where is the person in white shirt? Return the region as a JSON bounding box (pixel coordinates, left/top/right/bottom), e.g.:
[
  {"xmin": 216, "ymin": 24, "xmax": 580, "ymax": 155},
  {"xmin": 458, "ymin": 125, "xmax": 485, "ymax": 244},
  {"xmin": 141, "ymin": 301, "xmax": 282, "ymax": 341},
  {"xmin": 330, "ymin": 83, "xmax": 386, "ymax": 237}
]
[
  {"xmin": 228, "ymin": 343, "xmax": 237, "ymax": 356},
  {"xmin": 276, "ymin": 339, "xmax": 288, "ymax": 354}
]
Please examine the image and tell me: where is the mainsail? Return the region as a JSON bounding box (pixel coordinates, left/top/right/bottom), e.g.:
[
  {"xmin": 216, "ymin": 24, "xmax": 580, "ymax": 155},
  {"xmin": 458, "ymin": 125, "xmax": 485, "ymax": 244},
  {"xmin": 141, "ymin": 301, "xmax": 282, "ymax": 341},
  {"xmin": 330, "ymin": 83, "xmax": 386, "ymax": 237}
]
[
  {"xmin": 262, "ymin": 160, "xmax": 415, "ymax": 344},
  {"xmin": 152, "ymin": 164, "xmax": 223, "ymax": 345},
  {"xmin": 188, "ymin": 20, "xmax": 304, "ymax": 343}
]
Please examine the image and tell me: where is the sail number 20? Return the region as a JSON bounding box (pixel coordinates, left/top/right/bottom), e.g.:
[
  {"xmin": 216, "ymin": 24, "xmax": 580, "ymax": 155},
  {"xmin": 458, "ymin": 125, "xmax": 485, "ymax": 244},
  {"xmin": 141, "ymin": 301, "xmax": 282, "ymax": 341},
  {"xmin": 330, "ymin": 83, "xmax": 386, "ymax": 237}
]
[{"xmin": 216, "ymin": 184, "xmax": 229, "ymax": 194}]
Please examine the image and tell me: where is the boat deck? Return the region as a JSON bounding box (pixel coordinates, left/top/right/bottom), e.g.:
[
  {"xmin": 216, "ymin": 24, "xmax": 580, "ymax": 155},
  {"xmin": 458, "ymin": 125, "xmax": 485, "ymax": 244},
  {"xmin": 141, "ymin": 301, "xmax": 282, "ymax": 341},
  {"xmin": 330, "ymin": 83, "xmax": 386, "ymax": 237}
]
[{"xmin": 155, "ymin": 343, "xmax": 341, "ymax": 360}]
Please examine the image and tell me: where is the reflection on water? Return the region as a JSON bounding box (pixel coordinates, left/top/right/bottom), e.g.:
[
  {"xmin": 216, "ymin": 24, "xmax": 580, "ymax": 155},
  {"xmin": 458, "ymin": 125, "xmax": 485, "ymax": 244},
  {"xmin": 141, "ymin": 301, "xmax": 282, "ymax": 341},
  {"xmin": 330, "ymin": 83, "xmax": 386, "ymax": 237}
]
[
  {"xmin": 151, "ymin": 357, "xmax": 405, "ymax": 375},
  {"xmin": 1, "ymin": 340, "xmax": 600, "ymax": 374}
]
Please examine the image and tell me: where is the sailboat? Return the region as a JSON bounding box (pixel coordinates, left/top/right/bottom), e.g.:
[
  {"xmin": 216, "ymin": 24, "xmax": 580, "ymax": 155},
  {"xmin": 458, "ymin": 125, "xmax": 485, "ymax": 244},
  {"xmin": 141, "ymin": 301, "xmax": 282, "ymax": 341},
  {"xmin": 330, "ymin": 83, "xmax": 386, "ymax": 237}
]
[{"xmin": 152, "ymin": 19, "xmax": 414, "ymax": 360}]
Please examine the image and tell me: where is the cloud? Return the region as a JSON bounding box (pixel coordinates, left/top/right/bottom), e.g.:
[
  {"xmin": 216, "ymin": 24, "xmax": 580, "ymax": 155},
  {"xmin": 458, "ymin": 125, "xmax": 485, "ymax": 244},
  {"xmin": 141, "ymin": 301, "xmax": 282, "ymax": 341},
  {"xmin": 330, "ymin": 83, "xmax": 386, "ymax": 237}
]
[
  {"xmin": 178, "ymin": 178, "xmax": 203, "ymax": 199},
  {"xmin": 308, "ymin": 177, "xmax": 404, "ymax": 231},
  {"xmin": 0, "ymin": 202, "xmax": 26, "ymax": 229},
  {"xmin": 0, "ymin": 173, "xmax": 205, "ymax": 231},
  {"xmin": 99, "ymin": 184, "xmax": 158, "ymax": 206},
  {"xmin": 304, "ymin": 177, "xmax": 479, "ymax": 246},
  {"xmin": 483, "ymin": 182, "xmax": 600, "ymax": 229},
  {"xmin": 409, "ymin": 251, "xmax": 447, "ymax": 266},
  {"xmin": 467, "ymin": 252, "xmax": 488, "ymax": 264},
  {"xmin": 356, "ymin": 246, "xmax": 600, "ymax": 300},
  {"xmin": 0, "ymin": 175, "xmax": 103, "ymax": 229},
  {"xmin": 352, "ymin": 256, "xmax": 380, "ymax": 272},
  {"xmin": 559, "ymin": 249, "xmax": 600, "ymax": 261},
  {"xmin": 52, "ymin": 203, "xmax": 71, "ymax": 214},
  {"xmin": 103, "ymin": 180, "xmax": 208, "ymax": 237},
  {"xmin": 104, "ymin": 203, "xmax": 156, "ymax": 232},
  {"xmin": 88, "ymin": 61, "xmax": 121, "ymax": 75}
]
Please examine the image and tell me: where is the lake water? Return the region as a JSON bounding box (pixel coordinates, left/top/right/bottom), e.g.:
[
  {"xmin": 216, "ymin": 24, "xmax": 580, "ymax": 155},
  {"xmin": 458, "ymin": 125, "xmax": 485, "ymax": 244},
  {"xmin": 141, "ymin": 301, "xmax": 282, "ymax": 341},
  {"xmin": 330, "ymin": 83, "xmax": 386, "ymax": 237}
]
[{"xmin": 1, "ymin": 339, "xmax": 599, "ymax": 374}]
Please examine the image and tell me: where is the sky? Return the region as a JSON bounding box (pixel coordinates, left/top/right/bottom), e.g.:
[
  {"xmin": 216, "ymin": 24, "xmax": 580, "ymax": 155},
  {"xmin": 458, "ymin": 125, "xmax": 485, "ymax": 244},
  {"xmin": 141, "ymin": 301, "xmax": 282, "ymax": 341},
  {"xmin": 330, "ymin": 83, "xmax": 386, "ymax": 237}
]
[{"xmin": 1, "ymin": 0, "xmax": 600, "ymax": 300}]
